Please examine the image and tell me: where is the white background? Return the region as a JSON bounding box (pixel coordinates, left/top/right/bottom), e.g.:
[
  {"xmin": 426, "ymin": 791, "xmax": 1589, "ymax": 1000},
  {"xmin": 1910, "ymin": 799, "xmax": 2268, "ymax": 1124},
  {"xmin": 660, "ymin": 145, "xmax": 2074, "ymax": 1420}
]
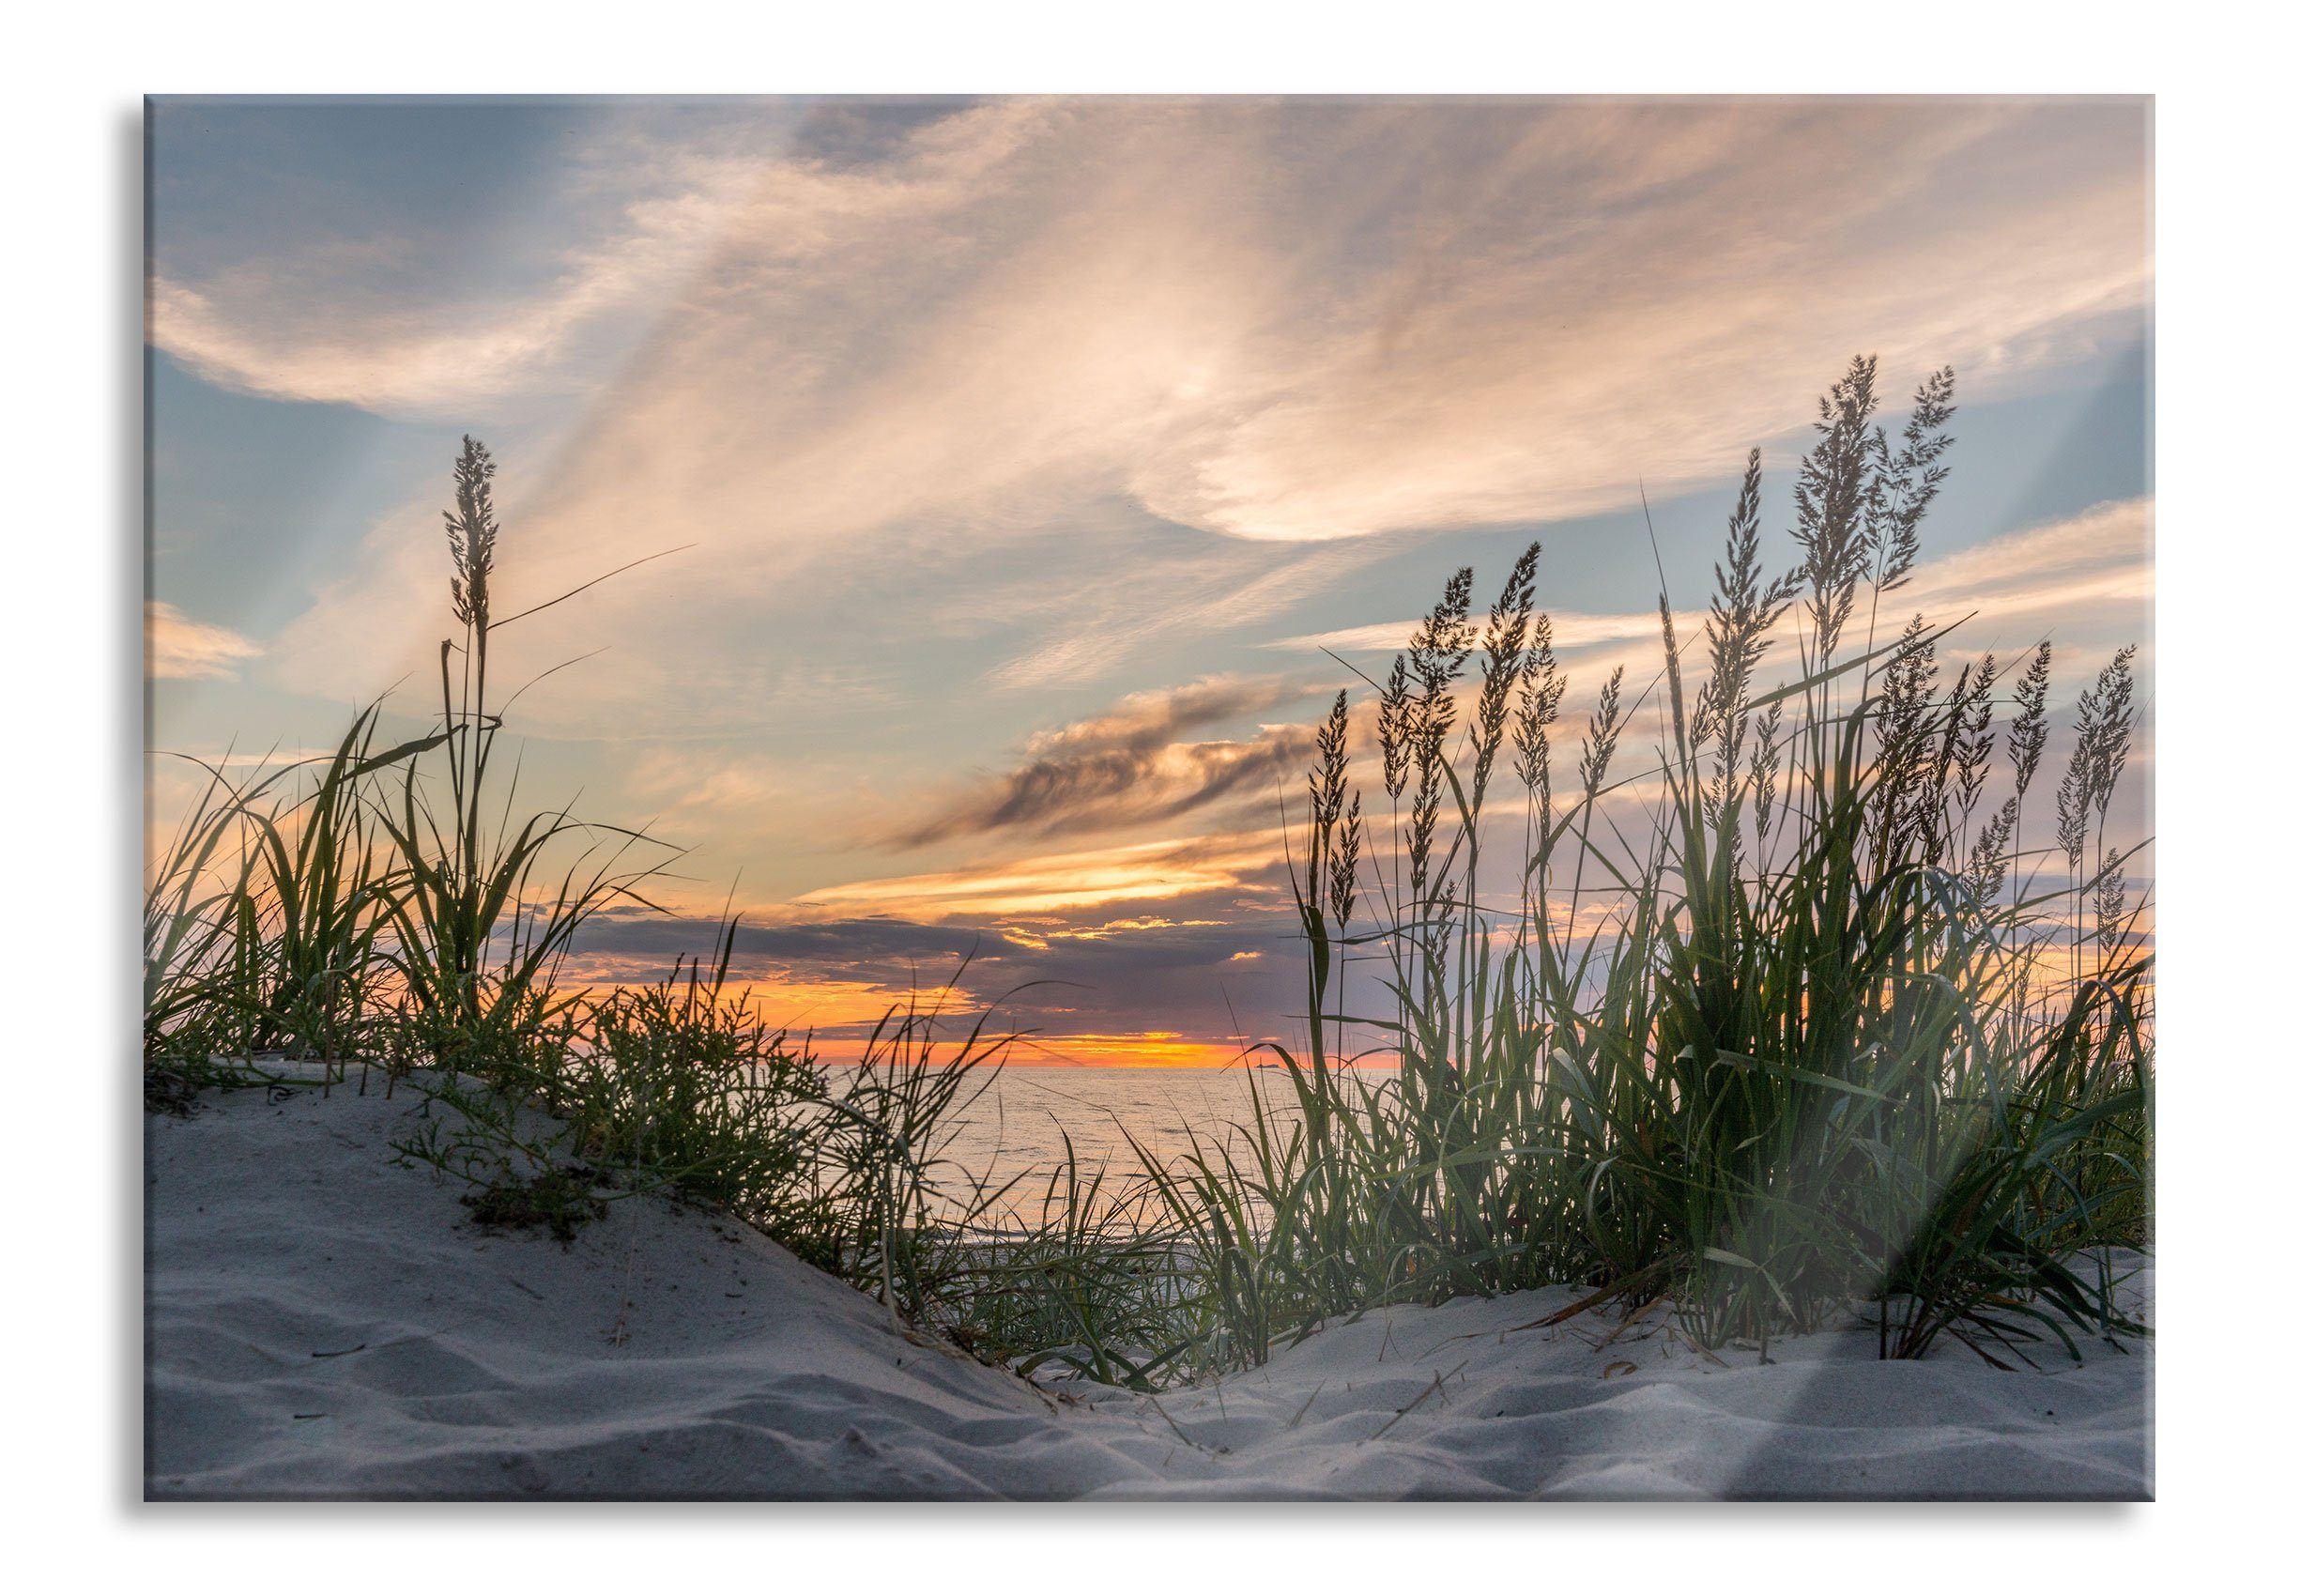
[{"xmin": 3, "ymin": 0, "xmax": 2290, "ymax": 1581}]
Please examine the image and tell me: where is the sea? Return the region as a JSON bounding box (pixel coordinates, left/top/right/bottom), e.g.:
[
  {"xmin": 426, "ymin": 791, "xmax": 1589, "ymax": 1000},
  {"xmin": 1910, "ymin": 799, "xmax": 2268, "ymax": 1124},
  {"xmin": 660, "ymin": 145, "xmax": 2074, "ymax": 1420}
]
[{"xmin": 921, "ymin": 1065, "xmax": 1343, "ymax": 1195}]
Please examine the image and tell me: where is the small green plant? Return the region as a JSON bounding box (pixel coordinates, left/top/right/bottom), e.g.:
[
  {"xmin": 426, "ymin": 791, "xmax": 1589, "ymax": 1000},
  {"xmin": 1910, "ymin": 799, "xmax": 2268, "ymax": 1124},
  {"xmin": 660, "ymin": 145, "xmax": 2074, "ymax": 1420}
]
[{"xmin": 463, "ymin": 1165, "xmax": 612, "ymax": 1244}]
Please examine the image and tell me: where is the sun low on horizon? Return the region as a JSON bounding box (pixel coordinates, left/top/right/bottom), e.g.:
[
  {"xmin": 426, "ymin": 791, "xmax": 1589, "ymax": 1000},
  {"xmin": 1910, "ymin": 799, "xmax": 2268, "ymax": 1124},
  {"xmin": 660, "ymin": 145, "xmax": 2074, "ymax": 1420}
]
[{"xmin": 146, "ymin": 95, "xmax": 2152, "ymax": 1068}]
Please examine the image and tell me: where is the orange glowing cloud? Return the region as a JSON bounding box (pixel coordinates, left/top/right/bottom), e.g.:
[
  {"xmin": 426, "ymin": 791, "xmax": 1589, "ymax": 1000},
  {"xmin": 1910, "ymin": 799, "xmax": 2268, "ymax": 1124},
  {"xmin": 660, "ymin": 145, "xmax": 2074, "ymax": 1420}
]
[{"xmin": 794, "ymin": 833, "xmax": 1288, "ymax": 920}]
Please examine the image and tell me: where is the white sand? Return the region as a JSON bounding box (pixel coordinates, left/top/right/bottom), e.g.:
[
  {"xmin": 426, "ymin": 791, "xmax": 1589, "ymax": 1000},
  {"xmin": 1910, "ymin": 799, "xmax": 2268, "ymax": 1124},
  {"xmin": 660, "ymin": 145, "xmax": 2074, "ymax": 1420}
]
[{"xmin": 146, "ymin": 1080, "xmax": 2152, "ymax": 1500}]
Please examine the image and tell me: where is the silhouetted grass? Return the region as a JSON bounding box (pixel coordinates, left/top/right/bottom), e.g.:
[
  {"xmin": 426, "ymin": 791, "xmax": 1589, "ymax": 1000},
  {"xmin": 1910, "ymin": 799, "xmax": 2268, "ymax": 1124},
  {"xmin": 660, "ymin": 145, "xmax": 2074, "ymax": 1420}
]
[
  {"xmin": 142, "ymin": 437, "xmax": 1013, "ymax": 1308},
  {"xmin": 1097, "ymin": 356, "xmax": 2153, "ymax": 1376},
  {"xmin": 146, "ymin": 363, "xmax": 2152, "ymax": 1388}
]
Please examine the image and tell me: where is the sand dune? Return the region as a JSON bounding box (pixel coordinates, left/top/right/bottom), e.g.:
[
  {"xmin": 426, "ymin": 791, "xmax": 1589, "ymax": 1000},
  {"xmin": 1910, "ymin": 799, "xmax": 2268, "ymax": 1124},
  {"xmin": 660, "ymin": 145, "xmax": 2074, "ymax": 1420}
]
[{"xmin": 146, "ymin": 1082, "xmax": 2151, "ymax": 1500}]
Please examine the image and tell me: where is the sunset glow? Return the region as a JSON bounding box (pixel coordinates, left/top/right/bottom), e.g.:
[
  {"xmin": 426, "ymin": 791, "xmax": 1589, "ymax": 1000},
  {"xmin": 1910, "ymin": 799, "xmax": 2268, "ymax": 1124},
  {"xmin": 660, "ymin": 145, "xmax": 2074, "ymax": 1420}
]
[{"xmin": 147, "ymin": 96, "xmax": 2150, "ymax": 1068}]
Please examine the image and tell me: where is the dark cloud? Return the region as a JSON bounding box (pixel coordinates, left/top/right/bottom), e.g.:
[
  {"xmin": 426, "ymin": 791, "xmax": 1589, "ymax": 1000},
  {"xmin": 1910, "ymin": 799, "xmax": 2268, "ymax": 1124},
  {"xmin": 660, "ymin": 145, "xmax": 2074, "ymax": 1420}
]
[
  {"xmin": 572, "ymin": 913, "xmax": 998, "ymax": 966},
  {"xmin": 561, "ymin": 894, "xmax": 1311, "ymax": 1051},
  {"xmin": 903, "ymin": 675, "xmax": 1321, "ymax": 846}
]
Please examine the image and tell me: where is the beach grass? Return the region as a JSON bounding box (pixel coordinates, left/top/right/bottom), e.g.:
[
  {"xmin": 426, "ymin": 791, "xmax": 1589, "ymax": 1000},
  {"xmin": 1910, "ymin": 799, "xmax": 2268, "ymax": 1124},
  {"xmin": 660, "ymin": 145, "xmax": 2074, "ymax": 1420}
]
[{"xmin": 144, "ymin": 361, "xmax": 2152, "ymax": 1386}]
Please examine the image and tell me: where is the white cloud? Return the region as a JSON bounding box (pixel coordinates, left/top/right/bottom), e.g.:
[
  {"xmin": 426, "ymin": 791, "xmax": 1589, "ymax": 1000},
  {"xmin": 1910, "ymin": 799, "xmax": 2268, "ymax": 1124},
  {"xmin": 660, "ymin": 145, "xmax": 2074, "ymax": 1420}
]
[
  {"xmin": 147, "ymin": 602, "xmax": 261, "ymax": 681},
  {"xmin": 148, "ymin": 106, "xmax": 798, "ymax": 414},
  {"xmin": 1267, "ymin": 608, "xmax": 1665, "ymax": 658},
  {"xmin": 164, "ymin": 98, "xmax": 2147, "ymax": 732},
  {"xmin": 1898, "ymin": 497, "xmax": 2151, "ymax": 631},
  {"xmin": 1266, "ymin": 499, "xmax": 2152, "ymax": 675}
]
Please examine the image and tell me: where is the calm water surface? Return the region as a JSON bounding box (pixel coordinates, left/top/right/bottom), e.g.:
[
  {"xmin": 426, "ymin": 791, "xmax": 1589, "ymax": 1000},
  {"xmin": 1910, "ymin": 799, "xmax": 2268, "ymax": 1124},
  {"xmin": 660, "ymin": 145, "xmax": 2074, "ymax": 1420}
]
[{"xmin": 928, "ymin": 1066, "xmax": 1346, "ymax": 1189}]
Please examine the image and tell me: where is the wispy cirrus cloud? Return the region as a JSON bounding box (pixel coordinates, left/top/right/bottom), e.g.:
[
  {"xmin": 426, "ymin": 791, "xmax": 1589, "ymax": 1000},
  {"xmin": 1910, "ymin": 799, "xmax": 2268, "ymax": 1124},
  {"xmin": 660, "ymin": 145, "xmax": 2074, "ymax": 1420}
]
[
  {"xmin": 147, "ymin": 101, "xmax": 810, "ymax": 414},
  {"xmin": 164, "ymin": 99, "xmax": 2150, "ymax": 537},
  {"xmin": 146, "ymin": 601, "xmax": 261, "ymax": 681},
  {"xmin": 1265, "ymin": 608, "xmax": 1666, "ymax": 660},
  {"xmin": 150, "ymin": 97, "xmax": 2150, "ymax": 729},
  {"xmin": 1896, "ymin": 496, "xmax": 2150, "ymax": 631},
  {"xmin": 1265, "ymin": 499, "xmax": 2151, "ymax": 684}
]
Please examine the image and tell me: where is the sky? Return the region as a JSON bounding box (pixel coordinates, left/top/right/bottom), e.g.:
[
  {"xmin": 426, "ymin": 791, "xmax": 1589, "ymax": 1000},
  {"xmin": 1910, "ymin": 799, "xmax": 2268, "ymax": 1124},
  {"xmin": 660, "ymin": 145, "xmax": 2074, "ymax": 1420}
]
[{"xmin": 146, "ymin": 95, "xmax": 2153, "ymax": 1067}]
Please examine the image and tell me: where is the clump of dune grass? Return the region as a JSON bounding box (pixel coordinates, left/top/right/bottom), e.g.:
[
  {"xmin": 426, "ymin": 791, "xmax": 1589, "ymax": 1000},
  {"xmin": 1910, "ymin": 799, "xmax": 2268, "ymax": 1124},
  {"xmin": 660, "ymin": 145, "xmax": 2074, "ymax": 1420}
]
[
  {"xmin": 927, "ymin": 1147, "xmax": 1194, "ymax": 1385},
  {"xmin": 144, "ymin": 708, "xmax": 449, "ymax": 1080},
  {"xmin": 386, "ymin": 930, "xmax": 808, "ymax": 1248},
  {"xmin": 145, "ymin": 753, "xmax": 265, "ymax": 1073},
  {"xmin": 1115, "ymin": 355, "xmax": 2152, "ymax": 1373},
  {"xmin": 143, "ymin": 438, "xmax": 1013, "ymax": 1310},
  {"xmin": 142, "ymin": 440, "xmax": 661, "ymax": 1088}
]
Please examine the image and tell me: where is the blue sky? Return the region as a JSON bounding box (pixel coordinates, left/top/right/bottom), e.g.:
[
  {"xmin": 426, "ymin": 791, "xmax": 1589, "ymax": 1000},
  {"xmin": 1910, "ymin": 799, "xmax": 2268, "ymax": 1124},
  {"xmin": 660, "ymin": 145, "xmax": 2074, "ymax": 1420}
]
[{"xmin": 147, "ymin": 96, "xmax": 2151, "ymax": 1063}]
